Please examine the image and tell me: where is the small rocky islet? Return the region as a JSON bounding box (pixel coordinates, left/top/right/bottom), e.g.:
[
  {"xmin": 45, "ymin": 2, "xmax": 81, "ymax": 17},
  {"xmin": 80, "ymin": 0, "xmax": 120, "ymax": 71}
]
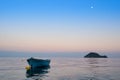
[{"xmin": 84, "ymin": 52, "xmax": 108, "ymax": 58}]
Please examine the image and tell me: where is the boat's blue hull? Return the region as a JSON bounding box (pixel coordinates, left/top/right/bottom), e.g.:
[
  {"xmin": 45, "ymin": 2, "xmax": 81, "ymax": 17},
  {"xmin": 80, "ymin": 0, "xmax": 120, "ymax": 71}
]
[{"xmin": 27, "ymin": 57, "xmax": 50, "ymax": 68}]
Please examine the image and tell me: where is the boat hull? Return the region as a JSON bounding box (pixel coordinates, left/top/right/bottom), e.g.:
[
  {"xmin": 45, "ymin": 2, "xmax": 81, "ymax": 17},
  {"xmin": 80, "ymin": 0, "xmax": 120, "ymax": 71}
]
[{"xmin": 27, "ymin": 57, "xmax": 50, "ymax": 68}]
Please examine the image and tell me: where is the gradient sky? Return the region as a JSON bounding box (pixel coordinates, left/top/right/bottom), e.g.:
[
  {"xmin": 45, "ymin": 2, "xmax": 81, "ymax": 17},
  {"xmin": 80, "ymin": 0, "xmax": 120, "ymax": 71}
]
[{"xmin": 0, "ymin": 0, "xmax": 120, "ymax": 53}]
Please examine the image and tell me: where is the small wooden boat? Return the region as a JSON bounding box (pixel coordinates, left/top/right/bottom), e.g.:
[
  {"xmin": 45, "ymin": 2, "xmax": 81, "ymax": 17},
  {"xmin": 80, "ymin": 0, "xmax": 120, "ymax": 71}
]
[{"xmin": 27, "ymin": 57, "xmax": 50, "ymax": 68}]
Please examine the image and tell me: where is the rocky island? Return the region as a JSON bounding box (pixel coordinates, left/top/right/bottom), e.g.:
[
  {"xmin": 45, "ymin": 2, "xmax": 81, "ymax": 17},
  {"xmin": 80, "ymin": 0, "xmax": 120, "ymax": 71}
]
[{"xmin": 84, "ymin": 52, "xmax": 108, "ymax": 58}]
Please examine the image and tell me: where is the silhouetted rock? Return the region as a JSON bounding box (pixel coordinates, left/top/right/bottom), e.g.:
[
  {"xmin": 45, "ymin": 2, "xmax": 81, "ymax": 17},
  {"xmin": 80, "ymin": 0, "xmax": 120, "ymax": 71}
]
[{"xmin": 84, "ymin": 52, "xmax": 107, "ymax": 58}]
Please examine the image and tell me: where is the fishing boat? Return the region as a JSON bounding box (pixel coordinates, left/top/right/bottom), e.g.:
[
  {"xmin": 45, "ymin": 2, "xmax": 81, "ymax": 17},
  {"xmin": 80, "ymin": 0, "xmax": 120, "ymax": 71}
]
[{"xmin": 27, "ymin": 57, "xmax": 50, "ymax": 68}]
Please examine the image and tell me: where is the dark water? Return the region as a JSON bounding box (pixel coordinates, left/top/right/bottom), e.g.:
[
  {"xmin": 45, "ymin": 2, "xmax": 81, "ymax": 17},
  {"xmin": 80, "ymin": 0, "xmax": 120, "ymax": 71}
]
[{"xmin": 0, "ymin": 57, "xmax": 120, "ymax": 80}]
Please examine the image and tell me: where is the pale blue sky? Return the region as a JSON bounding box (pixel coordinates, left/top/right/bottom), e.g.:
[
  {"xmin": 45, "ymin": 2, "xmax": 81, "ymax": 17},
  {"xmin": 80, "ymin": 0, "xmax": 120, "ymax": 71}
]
[{"xmin": 0, "ymin": 0, "xmax": 120, "ymax": 53}]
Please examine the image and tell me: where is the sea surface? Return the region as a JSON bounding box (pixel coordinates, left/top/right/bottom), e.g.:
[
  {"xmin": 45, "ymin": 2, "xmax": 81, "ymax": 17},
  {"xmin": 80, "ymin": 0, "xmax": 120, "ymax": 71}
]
[{"xmin": 0, "ymin": 57, "xmax": 120, "ymax": 80}]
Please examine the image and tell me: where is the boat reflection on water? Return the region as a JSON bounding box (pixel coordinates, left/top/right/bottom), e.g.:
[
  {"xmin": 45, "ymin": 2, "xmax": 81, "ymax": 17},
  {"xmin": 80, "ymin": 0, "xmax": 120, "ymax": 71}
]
[{"xmin": 26, "ymin": 66, "xmax": 50, "ymax": 80}]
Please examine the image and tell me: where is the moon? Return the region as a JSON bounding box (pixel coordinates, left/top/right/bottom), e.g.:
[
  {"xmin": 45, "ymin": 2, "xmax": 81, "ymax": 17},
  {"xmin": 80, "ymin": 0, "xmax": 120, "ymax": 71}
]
[{"xmin": 91, "ymin": 6, "xmax": 94, "ymax": 9}]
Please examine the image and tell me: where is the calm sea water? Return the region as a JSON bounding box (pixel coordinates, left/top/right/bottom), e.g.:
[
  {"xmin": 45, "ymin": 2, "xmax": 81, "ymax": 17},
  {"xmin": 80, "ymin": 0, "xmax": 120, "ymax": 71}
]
[{"xmin": 0, "ymin": 57, "xmax": 120, "ymax": 80}]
